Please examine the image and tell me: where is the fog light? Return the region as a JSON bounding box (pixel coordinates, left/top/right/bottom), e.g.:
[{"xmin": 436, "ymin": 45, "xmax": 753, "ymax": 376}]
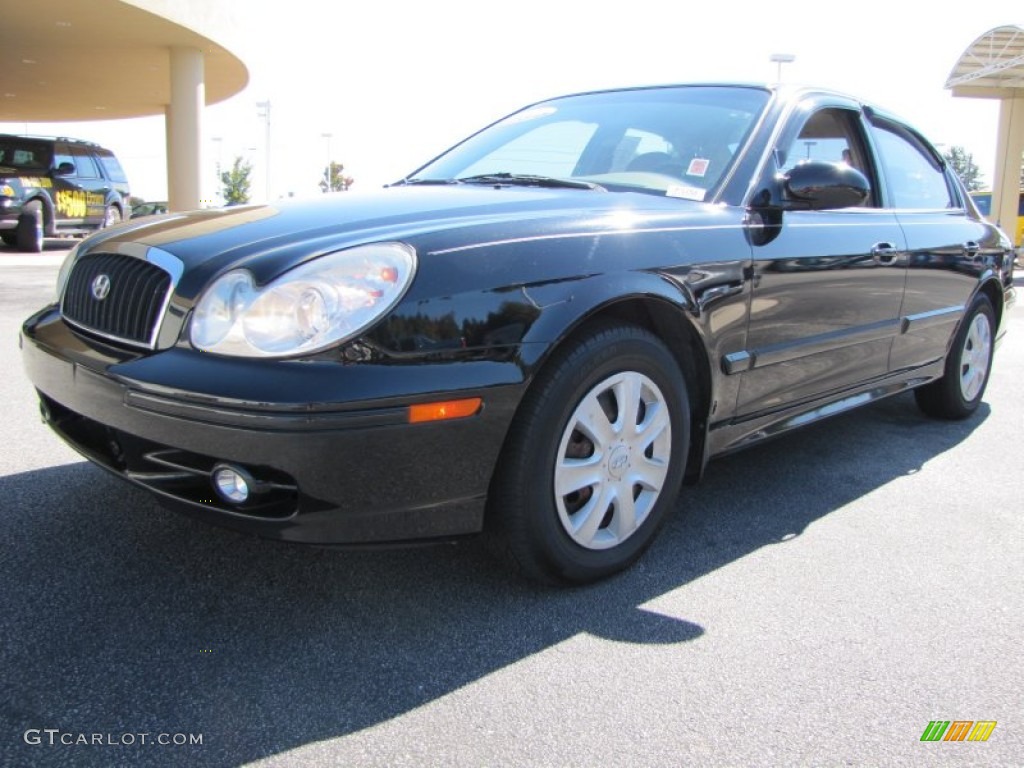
[{"xmin": 212, "ymin": 464, "xmax": 254, "ymax": 504}]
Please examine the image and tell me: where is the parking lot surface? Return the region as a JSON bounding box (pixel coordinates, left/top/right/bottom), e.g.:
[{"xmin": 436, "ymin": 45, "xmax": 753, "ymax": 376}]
[{"xmin": 1, "ymin": 242, "xmax": 1021, "ymax": 767}]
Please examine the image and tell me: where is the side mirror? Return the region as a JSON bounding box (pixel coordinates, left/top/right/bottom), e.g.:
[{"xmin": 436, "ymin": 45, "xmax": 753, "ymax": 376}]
[
  {"xmin": 782, "ymin": 161, "xmax": 870, "ymax": 210},
  {"xmin": 54, "ymin": 161, "xmax": 76, "ymax": 176}
]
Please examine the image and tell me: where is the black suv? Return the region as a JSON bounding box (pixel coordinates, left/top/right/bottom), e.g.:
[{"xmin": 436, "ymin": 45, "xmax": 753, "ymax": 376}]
[{"xmin": 0, "ymin": 135, "xmax": 131, "ymax": 252}]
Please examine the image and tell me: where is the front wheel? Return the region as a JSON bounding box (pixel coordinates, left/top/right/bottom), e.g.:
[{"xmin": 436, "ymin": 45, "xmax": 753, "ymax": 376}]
[
  {"xmin": 914, "ymin": 294, "xmax": 995, "ymax": 420},
  {"xmin": 488, "ymin": 323, "xmax": 689, "ymax": 584},
  {"xmin": 103, "ymin": 205, "xmax": 122, "ymax": 228}
]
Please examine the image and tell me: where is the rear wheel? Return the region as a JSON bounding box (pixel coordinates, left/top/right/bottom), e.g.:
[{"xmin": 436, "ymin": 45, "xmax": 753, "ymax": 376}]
[
  {"xmin": 488, "ymin": 323, "xmax": 689, "ymax": 584},
  {"xmin": 914, "ymin": 294, "xmax": 995, "ymax": 420},
  {"xmin": 16, "ymin": 201, "xmax": 43, "ymax": 253},
  {"xmin": 0, "ymin": 231, "xmax": 15, "ymax": 247}
]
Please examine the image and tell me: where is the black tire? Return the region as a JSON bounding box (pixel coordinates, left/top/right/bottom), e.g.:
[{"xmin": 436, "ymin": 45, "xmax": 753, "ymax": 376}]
[
  {"xmin": 16, "ymin": 201, "xmax": 43, "ymax": 253},
  {"xmin": 488, "ymin": 323, "xmax": 689, "ymax": 584},
  {"xmin": 914, "ymin": 294, "xmax": 995, "ymax": 420},
  {"xmin": 0, "ymin": 231, "xmax": 15, "ymax": 247}
]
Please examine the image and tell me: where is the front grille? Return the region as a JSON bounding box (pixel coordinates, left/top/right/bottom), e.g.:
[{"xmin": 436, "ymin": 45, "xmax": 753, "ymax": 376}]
[{"xmin": 62, "ymin": 252, "xmax": 172, "ymax": 348}]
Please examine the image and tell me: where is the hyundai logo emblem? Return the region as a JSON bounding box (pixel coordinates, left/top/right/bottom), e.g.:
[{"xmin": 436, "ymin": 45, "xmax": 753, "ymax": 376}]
[{"xmin": 90, "ymin": 274, "xmax": 112, "ymax": 301}]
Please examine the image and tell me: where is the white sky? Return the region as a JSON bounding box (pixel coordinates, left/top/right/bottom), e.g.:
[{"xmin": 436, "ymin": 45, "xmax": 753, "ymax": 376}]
[{"xmin": 2, "ymin": 0, "xmax": 1021, "ymax": 203}]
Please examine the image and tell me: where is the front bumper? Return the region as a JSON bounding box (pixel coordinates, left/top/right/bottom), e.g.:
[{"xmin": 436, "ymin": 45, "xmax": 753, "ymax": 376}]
[{"xmin": 21, "ymin": 307, "xmax": 527, "ymax": 545}]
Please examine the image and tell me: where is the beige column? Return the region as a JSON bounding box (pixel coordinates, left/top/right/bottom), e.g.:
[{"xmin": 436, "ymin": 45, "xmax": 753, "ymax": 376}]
[
  {"xmin": 992, "ymin": 93, "xmax": 1024, "ymax": 246},
  {"xmin": 165, "ymin": 46, "xmax": 204, "ymax": 212}
]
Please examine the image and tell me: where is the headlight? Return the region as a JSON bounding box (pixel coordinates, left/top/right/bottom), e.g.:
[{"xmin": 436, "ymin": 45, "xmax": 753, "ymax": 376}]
[
  {"xmin": 55, "ymin": 242, "xmax": 81, "ymax": 301},
  {"xmin": 190, "ymin": 242, "xmax": 417, "ymax": 358}
]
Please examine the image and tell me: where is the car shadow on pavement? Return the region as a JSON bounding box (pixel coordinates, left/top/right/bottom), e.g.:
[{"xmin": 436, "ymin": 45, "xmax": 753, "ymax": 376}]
[{"xmin": 0, "ymin": 392, "xmax": 987, "ymax": 767}]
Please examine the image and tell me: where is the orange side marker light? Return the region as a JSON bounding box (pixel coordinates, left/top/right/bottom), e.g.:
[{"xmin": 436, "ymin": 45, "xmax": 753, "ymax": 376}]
[{"xmin": 408, "ymin": 397, "xmax": 482, "ymax": 424}]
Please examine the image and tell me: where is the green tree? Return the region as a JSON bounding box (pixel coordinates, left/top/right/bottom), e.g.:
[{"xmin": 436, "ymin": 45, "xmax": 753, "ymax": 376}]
[
  {"xmin": 220, "ymin": 155, "xmax": 253, "ymax": 204},
  {"xmin": 319, "ymin": 160, "xmax": 354, "ymax": 192},
  {"xmin": 943, "ymin": 146, "xmax": 984, "ymax": 191}
]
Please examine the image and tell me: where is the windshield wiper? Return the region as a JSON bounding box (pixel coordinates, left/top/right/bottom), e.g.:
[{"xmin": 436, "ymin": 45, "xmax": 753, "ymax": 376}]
[
  {"xmin": 387, "ymin": 177, "xmax": 461, "ymax": 187},
  {"xmin": 456, "ymin": 173, "xmax": 604, "ymax": 191}
]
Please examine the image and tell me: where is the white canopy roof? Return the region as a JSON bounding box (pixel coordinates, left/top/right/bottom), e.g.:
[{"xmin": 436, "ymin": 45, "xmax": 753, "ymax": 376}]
[{"xmin": 947, "ymin": 25, "xmax": 1024, "ymax": 95}]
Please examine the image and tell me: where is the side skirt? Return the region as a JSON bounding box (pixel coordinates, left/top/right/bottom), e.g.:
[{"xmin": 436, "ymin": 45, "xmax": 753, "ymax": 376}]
[{"xmin": 705, "ymin": 359, "xmax": 945, "ymax": 460}]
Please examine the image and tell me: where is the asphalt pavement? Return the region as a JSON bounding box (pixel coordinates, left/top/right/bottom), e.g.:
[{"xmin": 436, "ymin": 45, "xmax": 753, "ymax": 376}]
[{"xmin": 1, "ymin": 241, "xmax": 1021, "ymax": 767}]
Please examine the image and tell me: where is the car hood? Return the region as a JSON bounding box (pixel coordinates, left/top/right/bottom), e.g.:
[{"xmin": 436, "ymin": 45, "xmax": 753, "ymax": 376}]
[{"xmin": 84, "ymin": 185, "xmax": 722, "ymax": 297}]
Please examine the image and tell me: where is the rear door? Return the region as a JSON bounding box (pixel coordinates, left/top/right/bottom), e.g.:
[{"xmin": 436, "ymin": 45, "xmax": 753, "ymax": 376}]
[
  {"xmin": 868, "ymin": 116, "xmax": 1002, "ymax": 372},
  {"xmin": 69, "ymin": 145, "xmax": 107, "ymax": 226}
]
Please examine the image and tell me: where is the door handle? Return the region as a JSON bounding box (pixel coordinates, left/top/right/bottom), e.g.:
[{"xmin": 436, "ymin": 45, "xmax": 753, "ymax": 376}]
[
  {"xmin": 964, "ymin": 241, "xmax": 982, "ymax": 264},
  {"xmin": 871, "ymin": 242, "xmax": 899, "ymax": 265}
]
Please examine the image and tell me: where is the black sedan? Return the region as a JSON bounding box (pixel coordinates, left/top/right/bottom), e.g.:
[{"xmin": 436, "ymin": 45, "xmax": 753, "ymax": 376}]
[{"xmin": 21, "ymin": 84, "xmax": 1016, "ymax": 584}]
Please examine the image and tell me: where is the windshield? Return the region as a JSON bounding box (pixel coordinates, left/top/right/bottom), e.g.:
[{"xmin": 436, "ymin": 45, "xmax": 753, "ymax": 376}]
[
  {"xmin": 0, "ymin": 140, "xmax": 52, "ymax": 171},
  {"xmin": 409, "ymin": 86, "xmax": 770, "ymax": 200}
]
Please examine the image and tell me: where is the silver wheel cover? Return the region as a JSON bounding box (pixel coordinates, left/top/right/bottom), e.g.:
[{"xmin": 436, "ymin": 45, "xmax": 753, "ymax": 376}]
[
  {"xmin": 959, "ymin": 312, "xmax": 992, "ymax": 402},
  {"xmin": 554, "ymin": 371, "xmax": 672, "ymax": 550}
]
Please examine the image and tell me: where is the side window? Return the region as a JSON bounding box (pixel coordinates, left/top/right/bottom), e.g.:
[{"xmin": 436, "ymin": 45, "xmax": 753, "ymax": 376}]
[
  {"xmin": 97, "ymin": 153, "xmax": 128, "ymax": 182},
  {"xmin": 54, "ymin": 148, "xmax": 75, "ymax": 173},
  {"xmin": 71, "ymin": 148, "xmax": 100, "ymax": 178},
  {"xmin": 779, "ymin": 107, "xmax": 875, "ymax": 207},
  {"xmin": 0, "ymin": 143, "xmax": 49, "ymax": 169},
  {"xmin": 871, "ymin": 122, "xmax": 953, "ymax": 209}
]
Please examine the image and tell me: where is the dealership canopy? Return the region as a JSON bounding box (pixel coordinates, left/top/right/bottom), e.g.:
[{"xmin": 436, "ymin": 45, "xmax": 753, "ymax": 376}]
[
  {"xmin": 0, "ymin": 0, "xmax": 248, "ymax": 211},
  {"xmin": 947, "ymin": 25, "xmax": 1024, "ymax": 244}
]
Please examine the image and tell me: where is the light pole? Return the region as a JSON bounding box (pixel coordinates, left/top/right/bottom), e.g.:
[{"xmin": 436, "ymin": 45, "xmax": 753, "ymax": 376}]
[
  {"xmin": 769, "ymin": 53, "xmax": 796, "ymax": 84},
  {"xmin": 321, "ymin": 132, "xmax": 333, "ymax": 193},
  {"xmin": 211, "ymin": 136, "xmax": 223, "ymax": 205},
  {"xmin": 256, "ymin": 100, "xmax": 271, "ymax": 201}
]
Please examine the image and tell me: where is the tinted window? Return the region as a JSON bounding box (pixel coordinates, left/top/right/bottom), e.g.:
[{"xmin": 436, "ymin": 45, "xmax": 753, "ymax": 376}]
[
  {"xmin": 0, "ymin": 140, "xmax": 51, "ymax": 170},
  {"xmin": 54, "ymin": 149, "xmax": 74, "ymax": 172},
  {"xmin": 871, "ymin": 122, "xmax": 953, "ymax": 209},
  {"xmin": 97, "ymin": 153, "xmax": 128, "ymax": 182},
  {"xmin": 71, "ymin": 148, "xmax": 100, "ymax": 178}
]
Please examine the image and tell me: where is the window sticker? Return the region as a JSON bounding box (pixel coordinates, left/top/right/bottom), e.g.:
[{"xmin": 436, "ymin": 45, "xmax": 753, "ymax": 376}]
[
  {"xmin": 666, "ymin": 185, "xmax": 705, "ymax": 202},
  {"xmin": 686, "ymin": 158, "xmax": 710, "ymax": 178}
]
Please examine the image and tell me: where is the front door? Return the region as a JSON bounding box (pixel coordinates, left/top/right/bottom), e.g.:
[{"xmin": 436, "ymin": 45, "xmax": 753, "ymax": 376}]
[
  {"xmin": 52, "ymin": 142, "xmax": 104, "ymax": 229},
  {"xmin": 733, "ymin": 104, "xmax": 908, "ymax": 419}
]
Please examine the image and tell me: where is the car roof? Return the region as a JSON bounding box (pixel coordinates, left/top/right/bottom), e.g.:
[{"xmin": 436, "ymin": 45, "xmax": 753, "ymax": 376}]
[{"xmin": 0, "ymin": 133, "xmax": 103, "ymax": 149}]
